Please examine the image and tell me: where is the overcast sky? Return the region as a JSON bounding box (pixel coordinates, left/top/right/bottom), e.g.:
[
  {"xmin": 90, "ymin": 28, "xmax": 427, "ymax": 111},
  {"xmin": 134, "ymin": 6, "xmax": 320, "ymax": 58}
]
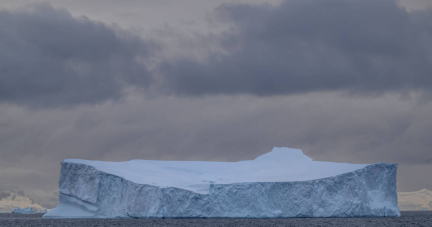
[{"xmin": 1, "ymin": 0, "xmax": 432, "ymax": 198}]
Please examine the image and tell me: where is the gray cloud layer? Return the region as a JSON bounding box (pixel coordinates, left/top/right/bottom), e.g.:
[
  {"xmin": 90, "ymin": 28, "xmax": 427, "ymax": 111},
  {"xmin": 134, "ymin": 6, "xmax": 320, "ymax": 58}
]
[
  {"xmin": 162, "ymin": 0, "xmax": 432, "ymax": 96},
  {"xmin": 0, "ymin": 93, "xmax": 431, "ymax": 192},
  {"xmin": 0, "ymin": 1, "xmax": 431, "ymax": 196},
  {"xmin": 0, "ymin": 3, "xmax": 155, "ymax": 107},
  {"xmin": 2, "ymin": 0, "xmax": 432, "ymax": 107}
]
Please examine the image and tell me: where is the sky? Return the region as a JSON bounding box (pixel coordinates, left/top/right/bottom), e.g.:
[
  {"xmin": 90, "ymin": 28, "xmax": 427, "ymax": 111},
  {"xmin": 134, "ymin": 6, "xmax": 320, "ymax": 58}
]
[{"xmin": 0, "ymin": 0, "xmax": 432, "ymax": 200}]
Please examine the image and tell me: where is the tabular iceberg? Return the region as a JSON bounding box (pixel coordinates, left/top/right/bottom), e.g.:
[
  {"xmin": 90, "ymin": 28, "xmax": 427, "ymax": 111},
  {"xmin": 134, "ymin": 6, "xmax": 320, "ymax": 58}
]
[{"xmin": 43, "ymin": 147, "xmax": 400, "ymax": 218}]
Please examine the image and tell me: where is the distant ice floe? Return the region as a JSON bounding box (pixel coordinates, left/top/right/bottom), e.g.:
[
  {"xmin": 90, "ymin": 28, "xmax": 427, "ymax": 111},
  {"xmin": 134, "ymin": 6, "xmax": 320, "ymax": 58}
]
[
  {"xmin": 11, "ymin": 207, "xmax": 35, "ymax": 214},
  {"xmin": 36, "ymin": 208, "xmax": 48, "ymax": 213}
]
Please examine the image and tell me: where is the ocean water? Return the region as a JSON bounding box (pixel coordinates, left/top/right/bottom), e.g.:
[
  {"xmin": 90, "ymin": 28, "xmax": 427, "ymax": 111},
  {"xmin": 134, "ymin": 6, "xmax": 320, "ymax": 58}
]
[{"xmin": 0, "ymin": 211, "xmax": 430, "ymax": 227}]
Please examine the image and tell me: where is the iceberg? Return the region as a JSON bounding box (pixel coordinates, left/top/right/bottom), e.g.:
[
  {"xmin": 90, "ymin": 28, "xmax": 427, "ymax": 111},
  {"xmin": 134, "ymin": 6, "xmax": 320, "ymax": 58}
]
[
  {"xmin": 11, "ymin": 207, "xmax": 35, "ymax": 214},
  {"xmin": 36, "ymin": 208, "xmax": 48, "ymax": 213},
  {"xmin": 44, "ymin": 147, "xmax": 400, "ymax": 218}
]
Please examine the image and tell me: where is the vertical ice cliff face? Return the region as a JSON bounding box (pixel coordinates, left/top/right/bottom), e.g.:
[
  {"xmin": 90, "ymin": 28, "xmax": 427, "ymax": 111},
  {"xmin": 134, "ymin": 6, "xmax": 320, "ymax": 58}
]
[{"xmin": 44, "ymin": 147, "xmax": 400, "ymax": 218}]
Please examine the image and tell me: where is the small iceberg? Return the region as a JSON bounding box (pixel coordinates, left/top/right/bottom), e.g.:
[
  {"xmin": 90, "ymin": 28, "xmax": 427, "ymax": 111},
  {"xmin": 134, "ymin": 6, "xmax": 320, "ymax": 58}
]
[{"xmin": 11, "ymin": 207, "xmax": 35, "ymax": 214}]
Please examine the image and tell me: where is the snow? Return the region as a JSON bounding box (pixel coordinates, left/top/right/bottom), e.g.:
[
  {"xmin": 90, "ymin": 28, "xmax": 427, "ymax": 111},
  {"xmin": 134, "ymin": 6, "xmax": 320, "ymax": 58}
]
[
  {"xmin": 36, "ymin": 208, "xmax": 48, "ymax": 213},
  {"xmin": 398, "ymin": 188, "xmax": 432, "ymax": 211},
  {"xmin": 0, "ymin": 191, "xmax": 45, "ymax": 213},
  {"xmin": 44, "ymin": 147, "xmax": 400, "ymax": 218},
  {"xmin": 63, "ymin": 147, "xmax": 368, "ymax": 194}
]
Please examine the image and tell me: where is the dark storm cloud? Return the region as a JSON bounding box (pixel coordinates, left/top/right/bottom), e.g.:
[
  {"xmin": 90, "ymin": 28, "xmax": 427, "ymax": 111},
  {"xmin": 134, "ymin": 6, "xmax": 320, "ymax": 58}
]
[
  {"xmin": 3, "ymin": 0, "xmax": 432, "ymax": 107},
  {"xmin": 0, "ymin": 3, "xmax": 156, "ymax": 107},
  {"xmin": 161, "ymin": 0, "xmax": 432, "ymax": 96}
]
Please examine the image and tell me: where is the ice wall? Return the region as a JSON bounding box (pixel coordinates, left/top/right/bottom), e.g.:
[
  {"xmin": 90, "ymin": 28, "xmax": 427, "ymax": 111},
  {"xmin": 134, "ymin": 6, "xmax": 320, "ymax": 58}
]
[{"xmin": 44, "ymin": 147, "xmax": 400, "ymax": 218}]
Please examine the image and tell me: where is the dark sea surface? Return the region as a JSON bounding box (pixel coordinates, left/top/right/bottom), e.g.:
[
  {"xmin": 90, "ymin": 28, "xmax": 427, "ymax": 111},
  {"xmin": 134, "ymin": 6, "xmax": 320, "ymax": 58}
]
[{"xmin": 0, "ymin": 211, "xmax": 431, "ymax": 227}]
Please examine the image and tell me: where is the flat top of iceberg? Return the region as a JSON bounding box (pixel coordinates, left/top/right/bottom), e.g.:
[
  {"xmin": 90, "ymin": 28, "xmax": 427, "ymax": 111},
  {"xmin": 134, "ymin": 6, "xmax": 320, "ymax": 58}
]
[{"xmin": 65, "ymin": 147, "xmax": 369, "ymax": 194}]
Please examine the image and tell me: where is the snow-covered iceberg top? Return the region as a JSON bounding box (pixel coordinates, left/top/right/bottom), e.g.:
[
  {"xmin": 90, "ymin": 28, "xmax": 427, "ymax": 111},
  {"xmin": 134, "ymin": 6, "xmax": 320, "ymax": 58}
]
[{"xmin": 65, "ymin": 147, "xmax": 368, "ymax": 194}]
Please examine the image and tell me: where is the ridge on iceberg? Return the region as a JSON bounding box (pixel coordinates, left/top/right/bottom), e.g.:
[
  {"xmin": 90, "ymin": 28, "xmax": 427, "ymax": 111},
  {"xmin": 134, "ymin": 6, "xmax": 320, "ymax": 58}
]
[{"xmin": 44, "ymin": 147, "xmax": 400, "ymax": 218}]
